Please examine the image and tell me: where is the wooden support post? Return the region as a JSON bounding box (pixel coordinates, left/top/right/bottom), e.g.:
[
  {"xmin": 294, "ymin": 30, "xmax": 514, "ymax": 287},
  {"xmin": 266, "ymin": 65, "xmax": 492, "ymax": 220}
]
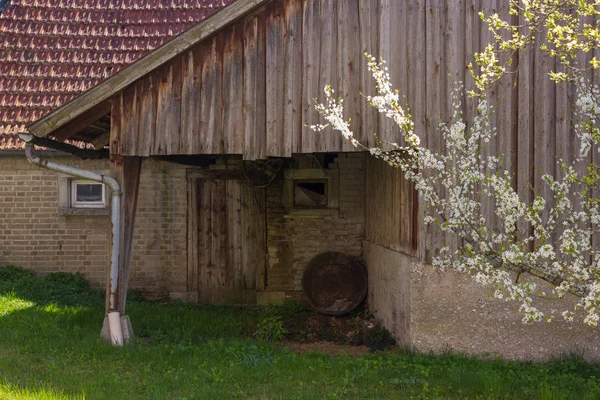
[{"xmin": 112, "ymin": 155, "xmax": 143, "ymax": 315}]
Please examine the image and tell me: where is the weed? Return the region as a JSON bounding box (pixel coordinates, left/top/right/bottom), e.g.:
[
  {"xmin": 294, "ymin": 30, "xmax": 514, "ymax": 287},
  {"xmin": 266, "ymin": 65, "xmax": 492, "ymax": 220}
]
[
  {"xmin": 227, "ymin": 345, "xmax": 275, "ymax": 367},
  {"xmin": 277, "ymin": 299, "xmax": 307, "ymax": 318},
  {"xmin": 390, "ymin": 375, "xmax": 426, "ymax": 388},
  {"xmin": 254, "ymin": 316, "xmax": 288, "ymax": 341},
  {"xmin": 126, "ymin": 288, "xmax": 145, "ymax": 303},
  {"xmin": 39, "ymin": 272, "xmax": 89, "ymax": 291},
  {"xmin": 0, "ymin": 265, "xmax": 34, "ymax": 281}
]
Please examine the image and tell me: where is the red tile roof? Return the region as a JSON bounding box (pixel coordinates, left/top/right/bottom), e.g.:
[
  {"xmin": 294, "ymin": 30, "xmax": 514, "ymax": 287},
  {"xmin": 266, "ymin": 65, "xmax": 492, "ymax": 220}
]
[{"xmin": 0, "ymin": 0, "xmax": 233, "ymax": 150}]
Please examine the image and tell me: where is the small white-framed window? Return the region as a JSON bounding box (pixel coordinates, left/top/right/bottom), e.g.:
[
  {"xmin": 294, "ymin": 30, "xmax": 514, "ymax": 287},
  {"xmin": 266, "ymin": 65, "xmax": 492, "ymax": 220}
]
[{"xmin": 70, "ymin": 180, "xmax": 106, "ymax": 209}]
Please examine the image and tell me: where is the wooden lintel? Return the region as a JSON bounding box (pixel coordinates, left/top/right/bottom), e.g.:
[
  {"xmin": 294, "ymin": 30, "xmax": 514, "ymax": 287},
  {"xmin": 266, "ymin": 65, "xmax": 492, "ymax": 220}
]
[
  {"xmin": 28, "ymin": 0, "xmax": 272, "ymax": 138},
  {"xmin": 51, "ymin": 101, "xmax": 112, "ymax": 142},
  {"xmin": 186, "ymin": 168, "xmax": 244, "ymax": 180}
]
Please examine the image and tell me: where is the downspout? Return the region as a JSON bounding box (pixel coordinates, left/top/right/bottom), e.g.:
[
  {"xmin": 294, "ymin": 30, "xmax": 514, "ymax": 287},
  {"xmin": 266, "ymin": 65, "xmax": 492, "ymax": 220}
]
[{"xmin": 20, "ymin": 134, "xmax": 125, "ymax": 346}]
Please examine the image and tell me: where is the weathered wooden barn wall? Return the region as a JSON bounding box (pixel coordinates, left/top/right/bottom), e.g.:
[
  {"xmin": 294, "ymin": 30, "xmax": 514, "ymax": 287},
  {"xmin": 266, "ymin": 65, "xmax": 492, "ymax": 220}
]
[
  {"xmin": 109, "ymin": 0, "xmax": 393, "ymax": 159},
  {"xmin": 106, "ymin": 0, "xmax": 592, "ymax": 260}
]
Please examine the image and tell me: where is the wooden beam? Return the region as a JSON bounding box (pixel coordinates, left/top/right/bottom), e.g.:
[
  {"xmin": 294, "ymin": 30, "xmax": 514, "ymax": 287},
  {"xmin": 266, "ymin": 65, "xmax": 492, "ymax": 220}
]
[
  {"xmin": 50, "ymin": 101, "xmax": 111, "ymax": 142},
  {"xmin": 28, "ymin": 0, "xmax": 272, "ymax": 138},
  {"xmin": 110, "ymin": 155, "xmax": 143, "ymax": 315},
  {"xmin": 28, "ymin": 135, "xmax": 109, "ymax": 159},
  {"xmin": 186, "ymin": 168, "xmax": 244, "ymax": 180},
  {"xmin": 91, "ymin": 132, "xmax": 111, "ymax": 150}
]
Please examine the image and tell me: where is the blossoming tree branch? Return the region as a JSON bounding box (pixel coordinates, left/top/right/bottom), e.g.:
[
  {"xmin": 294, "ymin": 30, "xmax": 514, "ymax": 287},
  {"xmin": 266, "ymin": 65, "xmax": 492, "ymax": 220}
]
[{"xmin": 311, "ymin": 0, "xmax": 600, "ymax": 326}]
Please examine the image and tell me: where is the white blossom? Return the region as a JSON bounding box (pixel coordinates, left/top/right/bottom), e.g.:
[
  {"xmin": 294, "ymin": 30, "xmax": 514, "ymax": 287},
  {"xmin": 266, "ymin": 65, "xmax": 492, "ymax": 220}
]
[{"xmin": 311, "ymin": 54, "xmax": 600, "ymax": 327}]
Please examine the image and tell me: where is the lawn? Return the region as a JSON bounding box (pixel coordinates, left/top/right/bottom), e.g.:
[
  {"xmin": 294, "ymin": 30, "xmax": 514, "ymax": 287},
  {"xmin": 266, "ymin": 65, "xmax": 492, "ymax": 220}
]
[{"xmin": 1, "ymin": 266, "xmax": 599, "ymax": 399}]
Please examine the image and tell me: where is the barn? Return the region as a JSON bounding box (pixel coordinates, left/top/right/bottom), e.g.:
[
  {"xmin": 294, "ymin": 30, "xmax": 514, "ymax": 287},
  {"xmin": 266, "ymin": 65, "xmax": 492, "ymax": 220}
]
[{"xmin": 6, "ymin": 0, "xmax": 600, "ymax": 359}]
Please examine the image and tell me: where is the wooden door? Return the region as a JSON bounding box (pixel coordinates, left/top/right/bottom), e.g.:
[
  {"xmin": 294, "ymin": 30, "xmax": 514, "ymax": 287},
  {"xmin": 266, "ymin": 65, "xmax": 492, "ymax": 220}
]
[{"xmin": 187, "ymin": 177, "xmax": 266, "ymax": 304}]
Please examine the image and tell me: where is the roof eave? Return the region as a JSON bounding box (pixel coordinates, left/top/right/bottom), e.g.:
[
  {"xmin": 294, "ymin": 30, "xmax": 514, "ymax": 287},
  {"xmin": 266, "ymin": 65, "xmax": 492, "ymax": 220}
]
[{"xmin": 27, "ymin": 0, "xmax": 272, "ymax": 138}]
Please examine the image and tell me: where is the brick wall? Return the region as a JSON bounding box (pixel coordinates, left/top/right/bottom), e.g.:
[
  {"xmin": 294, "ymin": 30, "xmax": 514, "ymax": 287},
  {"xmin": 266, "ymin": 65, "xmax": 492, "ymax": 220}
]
[
  {"xmin": 0, "ymin": 155, "xmax": 187, "ymax": 298},
  {"xmin": 0, "ymin": 152, "xmax": 366, "ymax": 303},
  {"xmin": 265, "ymin": 153, "xmax": 366, "ymax": 299}
]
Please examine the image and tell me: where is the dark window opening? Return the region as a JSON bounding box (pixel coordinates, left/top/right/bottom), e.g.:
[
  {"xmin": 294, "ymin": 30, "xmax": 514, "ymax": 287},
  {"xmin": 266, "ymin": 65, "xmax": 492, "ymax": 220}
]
[
  {"xmin": 294, "ymin": 179, "xmax": 328, "ymax": 208},
  {"xmin": 76, "ymin": 184, "xmax": 103, "ymax": 202}
]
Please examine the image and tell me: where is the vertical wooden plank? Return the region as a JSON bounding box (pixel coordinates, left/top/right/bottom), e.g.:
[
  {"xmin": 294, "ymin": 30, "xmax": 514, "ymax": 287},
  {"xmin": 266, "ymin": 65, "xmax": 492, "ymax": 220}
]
[
  {"xmin": 301, "ymin": 0, "xmax": 321, "ymax": 154},
  {"xmin": 181, "ymin": 50, "xmax": 201, "ymax": 155},
  {"xmin": 555, "ymin": 74, "xmax": 572, "ymax": 174},
  {"xmin": 170, "ymin": 57, "xmax": 183, "ymax": 155},
  {"xmin": 223, "ymin": 25, "xmax": 245, "ymax": 155},
  {"xmin": 256, "ymin": 15, "xmax": 267, "ymax": 159},
  {"xmin": 121, "ymin": 84, "xmax": 138, "ymax": 156},
  {"xmin": 240, "ymin": 182, "xmax": 253, "ymax": 291},
  {"xmin": 109, "ymin": 94, "xmax": 123, "ymax": 155},
  {"xmin": 378, "ymin": 0, "xmax": 406, "ymax": 147},
  {"xmin": 190, "ymin": 47, "xmax": 204, "ymax": 155},
  {"xmin": 533, "ymin": 31, "xmax": 556, "ymax": 228},
  {"xmin": 464, "ymin": 1, "xmax": 482, "ymax": 253},
  {"xmin": 480, "ymin": 0, "xmax": 498, "ymax": 239},
  {"xmin": 516, "ymin": 7, "xmax": 534, "ymax": 243},
  {"xmin": 464, "ymin": 0, "xmax": 481, "ymax": 125},
  {"xmin": 198, "ymin": 179, "xmax": 212, "ymax": 303},
  {"xmin": 394, "ymin": 0, "xmax": 409, "ymax": 147},
  {"xmin": 212, "ymin": 180, "xmax": 228, "ymax": 303},
  {"xmin": 400, "ymin": 169, "xmax": 411, "ymax": 254},
  {"xmin": 318, "ymin": 0, "xmax": 338, "ymax": 152},
  {"xmin": 425, "ymin": 0, "xmax": 444, "ymax": 259},
  {"xmin": 495, "ymin": 0, "xmax": 517, "ymax": 178},
  {"xmin": 266, "ymin": 3, "xmax": 285, "ymax": 157},
  {"xmin": 138, "ymin": 76, "xmax": 156, "ymax": 157},
  {"xmin": 239, "ymin": 183, "xmax": 267, "ymax": 294},
  {"xmin": 406, "ymin": 0, "xmax": 427, "ymax": 260},
  {"xmin": 155, "ymin": 61, "xmax": 182, "ymax": 155},
  {"xmin": 225, "ymin": 180, "xmax": 240, "ymax": 301},
  {"xmin": 336, "ymin": 0, "xmax": 362, "ymax": 151},
  {"xmin": 444, "ymin": 0, "xmax": 465, "ymax": 251},
  {"xmin": 378, "ymin": 0, "xmax": 391, "ymax": 148},
  {"xmin": 253, "ymin": 187, "xmax": 267, "ymax": 291},
  {"xmin": 243, "ymin": 16, "xmax": 260, "ymax": 160},
  {"xmin": 284, "ymin": 0, "xmax": 303, "ymax": 155},
  {"xmin": 358, "ymin": 0, "xmax": 379, "ymax": 147},
  {"xmin": 200, "ymin": 37, "xmax": 223, "ymax": 154},
  {"xmin": 187, "ymin": 178, "xmax": 199, "ymax": 295},
  {"xmin": 555, "ymin": 64, "xmax": 571, "ymax": 244}
]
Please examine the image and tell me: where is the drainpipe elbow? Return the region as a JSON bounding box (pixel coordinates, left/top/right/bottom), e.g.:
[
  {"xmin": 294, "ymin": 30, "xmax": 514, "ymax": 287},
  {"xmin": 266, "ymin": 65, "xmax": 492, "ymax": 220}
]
[{"xmin": 22, "ymin": 137, "xmax": 41, "ymax": 166}]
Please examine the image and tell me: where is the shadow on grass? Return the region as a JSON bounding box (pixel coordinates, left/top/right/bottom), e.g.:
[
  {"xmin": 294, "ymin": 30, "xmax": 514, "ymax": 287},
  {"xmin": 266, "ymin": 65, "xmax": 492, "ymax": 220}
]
[{"xmin": 2, "ymin": 265, "xmax": 600, "ymax": 400}]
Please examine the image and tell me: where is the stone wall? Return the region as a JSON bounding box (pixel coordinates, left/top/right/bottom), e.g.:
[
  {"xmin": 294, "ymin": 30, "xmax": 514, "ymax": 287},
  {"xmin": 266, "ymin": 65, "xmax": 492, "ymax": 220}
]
[
  {"xmin": 265, "ymin": 153, "xmax": 366, "ymax": 300},
  {"xmin": 363, "ymin": 241, "xmax": 412, "ymax": 346},
  {"xmin": 0, "ymin": 154, "xmax": 187, "ymax": 298},
  {"xmin": 411, "ymin": 265, "xmax": 600, "ymax": 361},
  {"xmin": 364, "ymin": 237, "xmax": 600, "ymax": 360}
]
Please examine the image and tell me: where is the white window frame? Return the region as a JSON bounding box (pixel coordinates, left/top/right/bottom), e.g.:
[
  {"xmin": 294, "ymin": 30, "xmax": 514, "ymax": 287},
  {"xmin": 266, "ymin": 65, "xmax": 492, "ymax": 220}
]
[{"xmin": 70, "ymin": 179, "xmax": 107, "ymax": 209}]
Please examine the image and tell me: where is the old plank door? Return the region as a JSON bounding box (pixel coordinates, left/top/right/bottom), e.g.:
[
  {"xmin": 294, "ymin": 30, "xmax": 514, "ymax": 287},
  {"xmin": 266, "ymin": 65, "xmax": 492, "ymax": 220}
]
[{"xmin": 188, "ymin": 177, "xmax": 266, "ymax": 304}]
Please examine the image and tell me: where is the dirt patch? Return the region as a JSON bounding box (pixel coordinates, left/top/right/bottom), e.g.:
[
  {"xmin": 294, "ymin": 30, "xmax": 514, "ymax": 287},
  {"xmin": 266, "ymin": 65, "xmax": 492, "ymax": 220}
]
[
  {"xmin": 283, "ymin": 340, "xmax": 370, "ymax": 357},
  {"xmin": 282, "ymin": 311, "xmax": 396, "ymax": 351}
]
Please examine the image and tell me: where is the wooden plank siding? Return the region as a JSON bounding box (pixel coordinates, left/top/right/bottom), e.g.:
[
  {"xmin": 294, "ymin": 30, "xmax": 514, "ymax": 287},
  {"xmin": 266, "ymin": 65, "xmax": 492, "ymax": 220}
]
[
  {"xmin": 189, "ymin": 177, "xmax": 267, "ymax": 304},
  {"xmin": 105, "ymin": 0, "xmax": 586, "ymax": 259},
  {"xmin": 111, "ymin": 0, "xmax": 386, "ymax": 158},
  {"xmin": 365, "ymin": 157, "xmax": 418, "ymax": 257}
]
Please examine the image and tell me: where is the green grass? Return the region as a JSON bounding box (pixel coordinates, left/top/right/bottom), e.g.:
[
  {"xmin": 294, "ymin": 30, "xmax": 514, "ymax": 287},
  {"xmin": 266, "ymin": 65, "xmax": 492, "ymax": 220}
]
[{"xmin": 1, "ymin": 266, "xmax": 600, "ymax": 399}]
